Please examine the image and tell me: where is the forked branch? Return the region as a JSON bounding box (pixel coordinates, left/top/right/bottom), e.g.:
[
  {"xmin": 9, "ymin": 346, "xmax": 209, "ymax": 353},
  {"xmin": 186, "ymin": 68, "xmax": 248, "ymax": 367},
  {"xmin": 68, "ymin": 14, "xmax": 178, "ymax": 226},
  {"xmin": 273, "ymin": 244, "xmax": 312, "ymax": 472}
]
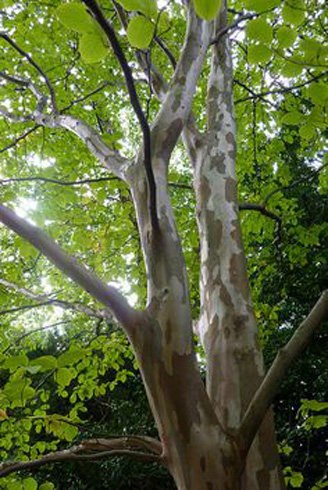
[
  {"xmin": 82, "ymin": 0, "xmax": 159, "ymax": 230},
  {"xmin": 0, "ymin": 33, "xmax": 58, "ymax": 112},
  {"xmin": 0, "ymin": 436, "xmax": 163, "ymax": 478},
  {"xmin": 0, "ymin": 204, "xmax": 137, "ymax": 330},
  {"xmin": 240, "ymin": 290, "xmax": 328, "ymax": 455},
  {"xmin": 0, "ymin": 278, "xmax": 111, "ymax": 320}
]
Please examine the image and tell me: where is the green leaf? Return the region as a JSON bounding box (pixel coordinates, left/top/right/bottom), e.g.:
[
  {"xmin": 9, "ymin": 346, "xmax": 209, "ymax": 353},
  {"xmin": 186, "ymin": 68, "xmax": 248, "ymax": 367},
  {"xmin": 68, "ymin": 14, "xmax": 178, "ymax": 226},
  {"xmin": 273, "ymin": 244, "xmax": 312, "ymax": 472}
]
[
  {"xmin": 127, "ymin": 16, "xmax": 155, "ymax": 49},
  {"xmin": 246, "ymin": 18, "xmax": 273, "ymax": 44},
  {"xmin": 79, "ymin": 33, "xmax": 109, "ymax": 63},
  {"xmin": 276, "ymin": 26, "xmax": 297, "ymax": 48},
  {"xmin": 306, "ymin": 400, "xmax": 328, "ymax": 411},
  {"xmin": 290, "ymin": 472, "xmax": 304, "ymax": 488},
  {"xmin": 281, "ymin": 61, "xmax": 303, "ymax": 77},
  {"xmin": 282, "ymin": 111, "xmax": 303, "ymax": 125},
  {"xmin": 56, "ymin": 367, "xmax": 76, "ymax": 387},
  {"xmin": 282, "ymin": 1, "xmax": 305, "ymax": 26},
  {"xmin": 308, "ymin": 83, "xmax": 328, "ymax": 106},
  {"xmin": 7, "ymin": 482, "xmax": 23, "ymax": 490},
  {"xmin": 194, "ymin": 0, "xmax": 222, "ymax": 21},
  {"xmin": 30, "ymin": 356, "xmax": 57, "ymax": 372},
  {"xmin": 248, "ymin": 44, "xmax": 272, "ymax": 64},
  {"xmin": 4, "ymin": 378, "xmax": 35, "ymax": 405},
  {"xmin": 116, "ymin": 0, "xmax": 158, "ymax": 18},
  {"xmin": 23, "ymin": 478, "xmax": 37, "ymax": 490},
  {"xmin": 57, "ymin": 347, "xmax": 85, "ymax": 367},
  {"xmin": 39, "ymin": 483, "xmax": 55, "ymax": 490},
  {"xmin": 3, "ymin": 355, "xmax": 28, "ymax": 372},
  {"xmin": 299, "ymin": 123, "xmax": 316, "ymax": 140},
  {"xmin": 56, "ymin": 3, "xmax": 96, "ymax": 34},
  {"xmin": 245, "ymin": 0, "xmax": 280, "ymax": 11}
]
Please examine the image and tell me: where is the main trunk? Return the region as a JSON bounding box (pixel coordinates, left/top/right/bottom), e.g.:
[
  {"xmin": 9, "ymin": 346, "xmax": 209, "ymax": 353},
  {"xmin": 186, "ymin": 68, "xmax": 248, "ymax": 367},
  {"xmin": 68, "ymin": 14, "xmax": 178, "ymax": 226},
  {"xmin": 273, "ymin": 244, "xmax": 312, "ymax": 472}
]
[{"xmin": 123, "ymin": 5, "xmax": 285, "ymax": 490}]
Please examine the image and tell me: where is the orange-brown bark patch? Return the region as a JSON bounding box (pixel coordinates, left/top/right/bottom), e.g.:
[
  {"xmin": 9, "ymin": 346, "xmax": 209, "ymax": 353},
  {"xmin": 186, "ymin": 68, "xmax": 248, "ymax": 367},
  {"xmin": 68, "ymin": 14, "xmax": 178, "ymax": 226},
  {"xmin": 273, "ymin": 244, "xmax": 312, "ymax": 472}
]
[{"xmin": 225, "ymin": 177, "xmax": 237, "ymax": 203}]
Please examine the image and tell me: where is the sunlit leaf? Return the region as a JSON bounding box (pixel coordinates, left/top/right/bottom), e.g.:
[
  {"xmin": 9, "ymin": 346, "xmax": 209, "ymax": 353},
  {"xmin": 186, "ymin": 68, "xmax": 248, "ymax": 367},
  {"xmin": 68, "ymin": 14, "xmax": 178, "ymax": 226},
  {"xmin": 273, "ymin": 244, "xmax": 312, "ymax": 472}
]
[
  {"xmin": 56, "ymin": 3, "xmax": 96, "ymax": 34},
  {"xmin": 276, "ymin": 26, "xmax": 297, "ymax": 48},
  {"xmin": 248, "ymin": 44, "xmax": 272, "ymax": 64},
  {"xmin": 79, "ymin": 33, "xmax": 109, "ymax": 63},
  {"xmin": 127, "ymin": 16, "xmax": 155, "ymax": 49},
  {"xmin": 116, "ymin": 0, "xmax": 157, "ymax": 18},
  {"xmin": 246, "ymin": 18, "xmax": 273, "ymax": 44},
  {"xmin": 194, "ymin": 0, "xmax": 222, "ymax": 21}
]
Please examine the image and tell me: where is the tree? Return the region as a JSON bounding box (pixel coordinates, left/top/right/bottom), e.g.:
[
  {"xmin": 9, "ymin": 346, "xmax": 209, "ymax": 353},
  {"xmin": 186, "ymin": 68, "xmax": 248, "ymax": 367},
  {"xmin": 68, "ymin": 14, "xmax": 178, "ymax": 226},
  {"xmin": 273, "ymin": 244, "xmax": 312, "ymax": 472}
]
[{"xmin": 0, "ymin": 0, "xmax": 327, "ymax": 489}]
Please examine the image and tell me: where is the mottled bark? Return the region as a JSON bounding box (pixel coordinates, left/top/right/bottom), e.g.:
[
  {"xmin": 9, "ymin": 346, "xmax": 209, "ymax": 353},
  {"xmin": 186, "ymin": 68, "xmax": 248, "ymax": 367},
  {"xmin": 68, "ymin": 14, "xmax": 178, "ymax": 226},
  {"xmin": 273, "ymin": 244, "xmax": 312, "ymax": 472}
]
[{"xmin": 192, "ymin": 6, "xmax": 285, "ymax": 490}]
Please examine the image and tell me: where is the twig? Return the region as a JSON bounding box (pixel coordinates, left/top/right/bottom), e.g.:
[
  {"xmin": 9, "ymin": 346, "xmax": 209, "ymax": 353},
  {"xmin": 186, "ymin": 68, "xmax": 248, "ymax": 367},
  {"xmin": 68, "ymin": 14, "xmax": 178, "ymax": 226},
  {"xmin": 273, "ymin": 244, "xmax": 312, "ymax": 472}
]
[
  {"xmin": 263, "ymin": 162, "xmax": 328, "ymax": 206},
  {"xmin": 2, "ymin": 320, "xmax": 70, "ymax": 354},
  {"xmin": 0, "ymin": 33, "xmax": 58, "ymax": 112},
  {"xmin": 0, "ymin": 278, "xmax": 111, "ymax": 320},
  {"xmin": 0, "ymin": 125, "xmax": 41, "ymax": 154},
  {"xmin": 61, "ymin": 81, "xmax": 116, "ymax": 113},
  {"xmin": 235, "ymin": 71, "xmax": 328, "ymax": 104},
  {"xmin": 0, "ymin": 176, "xmax": 119, "ymax": 187},
  {"xmin": 210, "ymin": 13, "xmax": 258, "ymax": 45}
]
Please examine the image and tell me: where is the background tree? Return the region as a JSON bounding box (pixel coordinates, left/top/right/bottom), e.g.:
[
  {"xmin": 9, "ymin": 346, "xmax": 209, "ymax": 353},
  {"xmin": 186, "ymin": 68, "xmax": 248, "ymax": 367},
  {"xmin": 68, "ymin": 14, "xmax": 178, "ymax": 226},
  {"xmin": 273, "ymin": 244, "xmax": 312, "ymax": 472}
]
[{"xmin": 0, "ymin": 0, "xmax": 327, "ymax": 489}]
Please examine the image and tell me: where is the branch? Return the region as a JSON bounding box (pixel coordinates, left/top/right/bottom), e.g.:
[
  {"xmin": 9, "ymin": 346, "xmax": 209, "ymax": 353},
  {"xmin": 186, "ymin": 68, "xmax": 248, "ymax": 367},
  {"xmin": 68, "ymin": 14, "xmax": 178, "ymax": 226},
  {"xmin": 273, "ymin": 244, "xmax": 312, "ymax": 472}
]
[
  {"xmin": 234, "ymin": 79, "xmax": 278, "ymax": 109},
  {"xmin": 210, "ymin": 12, "xmax": 258, "ymax": 45},
  {"xmin": 0, "ymin": 176, "xmax": 119, "ymax": 187},
  {"xmin": 0, "ymin": 436, "xmax": 162, "ymax": 478},
  {"xmin": 0, "ymin": 125, "xmax": 41, "ymax": 155},
  {"xmin": 0, "ymin": 72, "xmax": 47, "ymax": 113},
  {"xmin": 113, "ymin": 2, "xmax": 204, "ymax": 167},
  {"xmin": 238, "ymin": 202, "xmax": 282, "ymax": 234},
  {"xmin": 239, "ymin": 290, "xmax": 328, "ymax": 456},
  {"xmin": 61, "ymin": 80, "xmax": 124, "ymax": 113},
  {"xmin": 235, "ymin": 71, "xmax": 328, "ymax": 104},
  {"xmin": 0, "ymin": 204, "xmax": 137, "ymax": 330},
  {"xmin": 263, "ymin": 161, "xmax": 328, "ymax": 206},
  {"xmin": 0, "ymin": 108, "xmax": 130, "ymax": 179},
  {"xmin": 82, "ymin": 0, "xmax": 159, "ymax": 230},
  {"xmin": 2, "ymin": 320, "xmax": 70, "ymax": 354},
  {"xmin": 152, "ymin": 5, "xmax": 210, "ymax": 161},
  {"xmin": 0, "ymin": 278, "xmax": 110, "ymax": 320},
  {"xmin": 0, "ymin": 33, "xmax": 58, "ymax": 112}
]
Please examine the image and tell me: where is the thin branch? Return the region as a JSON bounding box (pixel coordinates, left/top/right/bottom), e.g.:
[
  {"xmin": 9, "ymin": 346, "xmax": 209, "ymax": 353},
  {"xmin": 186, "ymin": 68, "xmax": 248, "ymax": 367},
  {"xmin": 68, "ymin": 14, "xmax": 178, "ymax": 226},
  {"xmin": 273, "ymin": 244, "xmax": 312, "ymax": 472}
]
[
  {"xmin": 0, "ymin": 71, "xmax": 47, "ymax": 113},
  {"xmin": 0, "ymin": 176, "xmax": 119, "ymax": 187},
  {"xmin": 61, "ymin": 81, "xmax": 116, "ymax": 113},
  {"xmin": 154, "ymin": 36, "xmax": 177, "ymax": 68},
  {"xmin": 0, "ymin": 33, "xmax": 58, "ymax": 112},
  {"xmin": 0, "ymin": 204, "xmax": 137, "ymax": 330},
  {"xmin": 263, "ymin": 161, "xmax": 328, "ymax": 205},
  {"xmin": 235, "ymin": 71, "xmax": 328, "ymax": 104},
  {"xmin": 210, "ymin": 12, "xmax": 258, "ymax": 45},
  {"xmin": 2, "ymin": 320, "xmax": 70, "ymax": 354},
  {"xmin": 0, "ymin": 437, "xmax": 162, "ymax": 478},
  {"xmin": 234, "ymin": 79, "xmax": 278, "ymax": 109},
  {"xmin": 0, "ymin": 278, "xmax": 110, "ymax": 320},
  {"xmin": 239, "ymin": 290, "xmax": 328, "ymax": 456},
  {"xmin": 0, "ymin": 300, "xmax": 57, "ymax": 317},
  {"xmin": 239, "ymin": 202, "xmax": 281, "ymax": 223},
  {"xmin": 0, "ymin": 125, "xmax": 41, "ymax": 154},
  {"xmin": 82, "ymin": 0, "xmax": 159, "ymax": 230}
]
